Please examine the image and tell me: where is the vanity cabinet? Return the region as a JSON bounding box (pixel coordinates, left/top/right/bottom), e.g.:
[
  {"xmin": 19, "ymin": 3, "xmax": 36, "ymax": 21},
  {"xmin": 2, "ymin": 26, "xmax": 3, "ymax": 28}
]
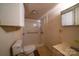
[
  {"xmin": 0, "ymin": 3, "xmax": 24, "ymax": 27},
  {"xmin": 61, "ymin": 3, "xmax": 79, "ymax": 26},
  {"xmin": 52, "ymin": 47, "xmax": 64, "ymax": 56}
]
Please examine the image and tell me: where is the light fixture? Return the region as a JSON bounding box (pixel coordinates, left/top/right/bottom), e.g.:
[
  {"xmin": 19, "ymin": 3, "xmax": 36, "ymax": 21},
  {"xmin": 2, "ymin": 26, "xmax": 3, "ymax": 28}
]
[{"xmin": 31, "ymin": 9, "xmax": 39, "ymax": 15}]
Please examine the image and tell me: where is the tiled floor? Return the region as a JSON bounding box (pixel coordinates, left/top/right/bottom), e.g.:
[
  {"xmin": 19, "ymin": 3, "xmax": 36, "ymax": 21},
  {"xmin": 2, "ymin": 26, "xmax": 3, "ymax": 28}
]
[{"xmin": 37, "ymin": 46, "xmax": 53, "ymax": 56}]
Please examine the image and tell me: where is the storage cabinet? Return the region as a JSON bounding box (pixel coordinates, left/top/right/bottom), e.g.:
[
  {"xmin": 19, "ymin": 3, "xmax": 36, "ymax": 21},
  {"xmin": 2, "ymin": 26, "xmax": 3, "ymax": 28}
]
[
  {"xmin": 0, "ymin": 3, "xmax": 24, "ymax": 26},
  {"xmin": 61, "ymin": 3, "xmax": 79, "ymax": 26}
]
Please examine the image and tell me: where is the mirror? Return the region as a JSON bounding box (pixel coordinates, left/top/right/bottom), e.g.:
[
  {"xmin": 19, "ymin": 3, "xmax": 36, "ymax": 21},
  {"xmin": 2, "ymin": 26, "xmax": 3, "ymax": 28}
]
[
  {"xmin": 61, "ymin": 3, "xmax": 79, "ymax": 26},
  {"xmin": 61, "ymin": 11, "xmax": 74, "ymax": 26}
]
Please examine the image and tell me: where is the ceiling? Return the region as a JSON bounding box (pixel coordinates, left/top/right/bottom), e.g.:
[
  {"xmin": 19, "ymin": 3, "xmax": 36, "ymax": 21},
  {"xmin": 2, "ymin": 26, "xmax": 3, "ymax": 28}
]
[{"xmin": 24, "ymin": 3, "xmax": 57, "ymax": 19}]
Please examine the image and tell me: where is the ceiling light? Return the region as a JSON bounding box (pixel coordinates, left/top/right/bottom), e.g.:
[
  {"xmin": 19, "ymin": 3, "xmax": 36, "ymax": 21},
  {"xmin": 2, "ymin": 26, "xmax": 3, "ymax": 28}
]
[{"xmin": 31, "ymin": 9, "xmax": 39, "ymax": 15}]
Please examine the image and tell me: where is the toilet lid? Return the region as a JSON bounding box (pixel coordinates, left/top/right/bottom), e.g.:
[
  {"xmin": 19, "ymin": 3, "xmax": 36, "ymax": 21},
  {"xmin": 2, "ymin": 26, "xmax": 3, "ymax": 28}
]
[{"xmin": 23, "ymin": 45, "xmax": 36, "ymax": 54}]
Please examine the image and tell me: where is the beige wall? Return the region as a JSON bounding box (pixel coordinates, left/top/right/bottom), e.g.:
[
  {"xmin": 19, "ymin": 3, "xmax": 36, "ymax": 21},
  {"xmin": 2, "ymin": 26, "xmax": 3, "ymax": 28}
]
[
  {"xmin": 0, "ymin": 27, "xmax": 23, "ymax": 56},
  {"xmin": 41, "ymin": 3, "xmax": 79, "ymax": 50}
]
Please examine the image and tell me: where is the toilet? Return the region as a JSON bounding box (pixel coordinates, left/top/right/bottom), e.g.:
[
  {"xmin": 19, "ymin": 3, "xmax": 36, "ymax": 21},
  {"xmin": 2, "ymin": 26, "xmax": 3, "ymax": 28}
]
[{"xmin": 12, "ymin": 39, "xmax": 36, "ymax": 56}]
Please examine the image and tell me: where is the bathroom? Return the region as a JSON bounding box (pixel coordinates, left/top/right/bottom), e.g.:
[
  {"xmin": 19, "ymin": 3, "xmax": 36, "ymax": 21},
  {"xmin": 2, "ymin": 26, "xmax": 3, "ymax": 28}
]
[{"xmin": 0, "ymin": 3, "xmax": 79, "ymax": 56}]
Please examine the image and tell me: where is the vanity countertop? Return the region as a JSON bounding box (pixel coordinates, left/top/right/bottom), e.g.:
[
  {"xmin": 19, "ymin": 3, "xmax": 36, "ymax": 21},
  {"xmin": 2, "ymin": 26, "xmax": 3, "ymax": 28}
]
[{"xmin": 52, "ymin": 43, "xmax": 79, "ymax": 56}]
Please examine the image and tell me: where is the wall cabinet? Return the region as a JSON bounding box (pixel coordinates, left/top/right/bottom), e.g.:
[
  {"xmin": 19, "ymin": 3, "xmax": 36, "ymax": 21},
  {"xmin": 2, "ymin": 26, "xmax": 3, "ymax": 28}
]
[
  {"xmin": 0, "ymin": 3, "xmax": 24, "ymax": 27},
  {"xmin": 61, "ymin": 3, "xmax": 79, "ymax": 26}
]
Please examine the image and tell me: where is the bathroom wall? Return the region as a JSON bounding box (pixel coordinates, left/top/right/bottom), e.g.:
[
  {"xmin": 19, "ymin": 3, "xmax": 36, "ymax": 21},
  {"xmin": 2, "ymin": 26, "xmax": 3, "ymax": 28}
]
[
  {"xmin": 0, "ymin": 27, "xmax": 23, "ymax": 56},
  {"xmin": 41, "ymin": 3, "xmax": 79, "ymax": 50},
  {"xmin": 0, "ymin": 3, "xmax": 24, "ymax": 56}
]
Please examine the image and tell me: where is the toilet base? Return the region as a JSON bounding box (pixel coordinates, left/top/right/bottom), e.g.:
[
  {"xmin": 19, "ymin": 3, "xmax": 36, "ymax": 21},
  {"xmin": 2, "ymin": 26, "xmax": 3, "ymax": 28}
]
[{"xmin": 16, "ymin": 52, "xmax": 34, "ymax": 56}]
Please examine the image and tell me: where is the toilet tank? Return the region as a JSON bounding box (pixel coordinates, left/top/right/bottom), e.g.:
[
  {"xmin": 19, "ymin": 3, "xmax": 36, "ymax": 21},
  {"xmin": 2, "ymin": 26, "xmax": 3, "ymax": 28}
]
[{"xmin": 12, "ymin": 39, "xmax": 23, "ymax": 55}]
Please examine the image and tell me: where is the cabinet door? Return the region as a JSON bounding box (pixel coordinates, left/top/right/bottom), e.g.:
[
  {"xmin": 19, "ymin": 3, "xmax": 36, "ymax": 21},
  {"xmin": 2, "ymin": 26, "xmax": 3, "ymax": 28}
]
[
  {"xmin": 74, "ymin": 6, "xmax": 79, "ymax": 25},
  {"xmin": 52, "ymin": 48, "xmax": 64, "ymax": 56},
  {"xmin": 0, "ymin": 3, "xmax": 24, "ymax": 26},
  {"xmin": 61, "ymin": 11, "xmax": 74, "ymax": 26}
]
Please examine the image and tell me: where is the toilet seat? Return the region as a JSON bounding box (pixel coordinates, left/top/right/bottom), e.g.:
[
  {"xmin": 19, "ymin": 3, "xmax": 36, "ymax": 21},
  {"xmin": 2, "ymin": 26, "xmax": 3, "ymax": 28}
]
[{"xmin": 23, "ymin": 45, "xmax": 36, "ymax": 55}]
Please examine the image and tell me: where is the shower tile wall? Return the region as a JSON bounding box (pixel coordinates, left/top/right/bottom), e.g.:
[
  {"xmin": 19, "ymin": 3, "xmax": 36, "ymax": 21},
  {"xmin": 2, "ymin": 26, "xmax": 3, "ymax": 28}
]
[{"xmin": 23, "ymin": 19, "xmax": 41, "ymax": 46}]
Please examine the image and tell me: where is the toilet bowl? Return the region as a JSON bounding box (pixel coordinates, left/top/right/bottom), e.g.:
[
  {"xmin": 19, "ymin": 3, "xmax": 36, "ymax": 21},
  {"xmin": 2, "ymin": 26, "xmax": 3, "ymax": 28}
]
[
  {"xmin": 22, "ymin": 45, "xmax": 36, "ymax": 56},
  {"xmin": 12, "ymin": 40, "xmax": 36, "ymax": 56}
]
